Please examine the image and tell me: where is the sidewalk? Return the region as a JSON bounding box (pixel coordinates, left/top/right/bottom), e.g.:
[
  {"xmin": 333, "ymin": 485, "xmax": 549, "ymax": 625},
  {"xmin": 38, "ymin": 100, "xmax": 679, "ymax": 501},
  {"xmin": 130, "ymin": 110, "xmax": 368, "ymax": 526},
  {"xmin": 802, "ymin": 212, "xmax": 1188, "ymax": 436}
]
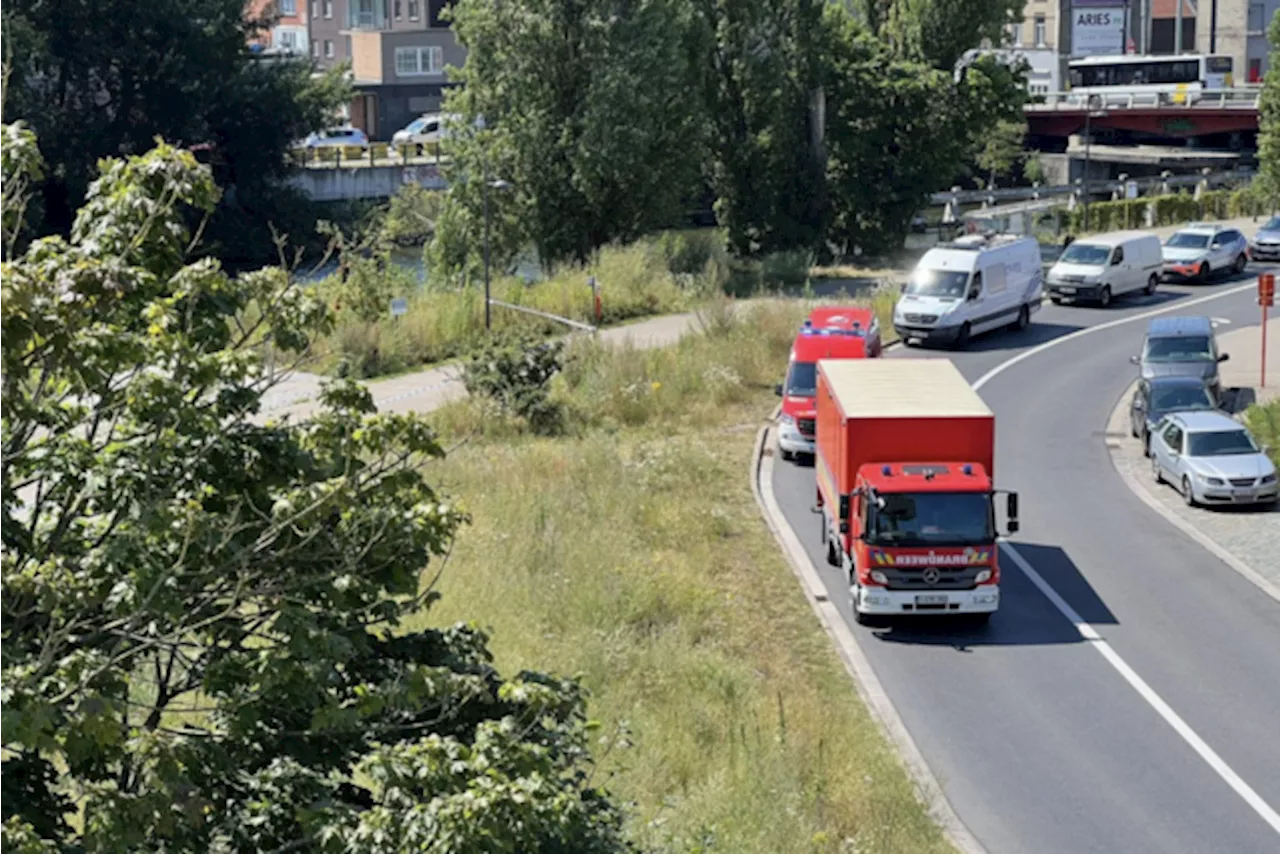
[{"xmin": 1219, "ymin": 316, "xmax": 1280, "ymax": 409}]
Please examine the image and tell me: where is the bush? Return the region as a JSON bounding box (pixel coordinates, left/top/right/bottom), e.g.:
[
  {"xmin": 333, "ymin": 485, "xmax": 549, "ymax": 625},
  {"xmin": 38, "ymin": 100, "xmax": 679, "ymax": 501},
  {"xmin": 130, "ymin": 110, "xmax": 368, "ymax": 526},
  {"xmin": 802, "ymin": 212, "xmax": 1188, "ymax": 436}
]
[
  {"xmin": 1197, "ymin": 189, "xmax": 1231, "ymax": 220},
  {"xmin": 1244, "ymin": 399, "xmax": 1280, "ymax": 466},
  {"xmin": 463, "ymin": 331, "xmax": 566, "ymax": 435},
  {"xmin": 380, "ymin": 183, "xmax": 443, "ymax": 246},
  {"xmin": 1150, "ymin": 192, "xmax": 1200, "ymax": 227}
]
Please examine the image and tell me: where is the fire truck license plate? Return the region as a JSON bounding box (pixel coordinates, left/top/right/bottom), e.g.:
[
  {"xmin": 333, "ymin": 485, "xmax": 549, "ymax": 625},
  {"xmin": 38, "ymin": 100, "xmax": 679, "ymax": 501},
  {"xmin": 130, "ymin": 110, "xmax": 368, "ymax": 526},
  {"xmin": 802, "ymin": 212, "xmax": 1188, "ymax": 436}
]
[{"xmin": 915, "ymin": 594, "xmax": 947, "ymax": 605}]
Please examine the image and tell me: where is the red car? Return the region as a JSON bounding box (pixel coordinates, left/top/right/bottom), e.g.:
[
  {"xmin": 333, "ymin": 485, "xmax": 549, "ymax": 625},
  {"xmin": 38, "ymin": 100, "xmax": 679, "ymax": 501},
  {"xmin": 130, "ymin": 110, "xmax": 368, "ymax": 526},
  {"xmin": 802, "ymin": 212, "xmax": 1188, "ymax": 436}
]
[{"xmin": 775, "ymin": 306, "xmax": 882, "ymax": 461}]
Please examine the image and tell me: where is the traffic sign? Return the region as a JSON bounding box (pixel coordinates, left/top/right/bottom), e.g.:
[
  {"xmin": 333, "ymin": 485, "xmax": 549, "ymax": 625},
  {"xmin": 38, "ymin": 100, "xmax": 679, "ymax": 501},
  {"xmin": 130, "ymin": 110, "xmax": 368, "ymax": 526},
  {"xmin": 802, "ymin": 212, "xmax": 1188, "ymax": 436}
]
[
  {"xmin": 390, "ymin": 297, "xmax": 409, "ymax": 317},
  {"xmin": 1260, "ymin": 272, "xmax": 1275, "ymax": 307}
]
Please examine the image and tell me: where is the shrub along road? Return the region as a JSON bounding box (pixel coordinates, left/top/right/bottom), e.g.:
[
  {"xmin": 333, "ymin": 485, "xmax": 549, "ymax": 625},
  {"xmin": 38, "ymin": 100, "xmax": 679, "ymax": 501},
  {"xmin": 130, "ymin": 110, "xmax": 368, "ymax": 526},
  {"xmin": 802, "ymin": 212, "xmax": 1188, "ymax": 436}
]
[{"xmin": 769, "ymin": 266, "xmax": 1280, "ymax": 854}]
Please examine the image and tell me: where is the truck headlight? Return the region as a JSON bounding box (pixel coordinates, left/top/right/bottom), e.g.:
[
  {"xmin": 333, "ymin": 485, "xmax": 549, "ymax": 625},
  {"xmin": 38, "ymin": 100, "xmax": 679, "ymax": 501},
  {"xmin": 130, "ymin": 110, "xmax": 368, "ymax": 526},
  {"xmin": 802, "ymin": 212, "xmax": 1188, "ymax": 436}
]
[
  {"xmin": 974, "ymin": 569, "xmax": 992, "ymax": 584},
  {"xmin": 870, "ymin": 570, "xmax": 888, "ymax": 585}
]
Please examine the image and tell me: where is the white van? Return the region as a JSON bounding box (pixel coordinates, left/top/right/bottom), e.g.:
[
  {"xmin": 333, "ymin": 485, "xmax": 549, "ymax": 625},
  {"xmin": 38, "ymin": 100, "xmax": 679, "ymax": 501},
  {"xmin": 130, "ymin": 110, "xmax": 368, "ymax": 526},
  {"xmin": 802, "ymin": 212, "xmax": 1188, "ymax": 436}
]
[
  {"xmin": 1046, "ymin": 230, "xmax": 1163, "ymax": 307},
  {"xmin": 893, "ymin": 234, "xmax": 1043, "ymax": 348}
]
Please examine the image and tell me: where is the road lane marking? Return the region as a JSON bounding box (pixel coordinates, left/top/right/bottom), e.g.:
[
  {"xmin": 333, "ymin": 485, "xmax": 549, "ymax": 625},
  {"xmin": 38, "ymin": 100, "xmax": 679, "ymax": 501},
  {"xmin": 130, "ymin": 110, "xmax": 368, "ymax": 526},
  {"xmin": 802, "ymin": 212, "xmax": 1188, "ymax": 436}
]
[
  {"xmin": 969, "ymin": 282, "xmax": 1280, "ymax": 837},
  {"xmin": 1000, "ymin": 543, "xmax": 1280, "ymax": 837}
]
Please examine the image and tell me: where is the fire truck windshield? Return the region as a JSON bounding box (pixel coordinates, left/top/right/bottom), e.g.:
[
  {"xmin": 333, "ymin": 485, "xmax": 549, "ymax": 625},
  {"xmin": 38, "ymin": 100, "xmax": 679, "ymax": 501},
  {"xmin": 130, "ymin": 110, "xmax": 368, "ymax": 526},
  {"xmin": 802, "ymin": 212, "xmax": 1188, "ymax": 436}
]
[{"xmin": 868, "ymin": 492, "xmax": 994, "ymax": 546}]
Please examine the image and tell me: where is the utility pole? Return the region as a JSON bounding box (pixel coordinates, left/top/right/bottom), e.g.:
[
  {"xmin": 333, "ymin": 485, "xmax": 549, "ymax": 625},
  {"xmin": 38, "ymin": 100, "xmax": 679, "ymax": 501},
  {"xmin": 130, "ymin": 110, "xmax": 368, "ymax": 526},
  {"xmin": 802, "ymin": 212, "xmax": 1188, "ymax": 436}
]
[
  {"xmin": 483, "ymin": 165, "xmax": 491, "ymax": 331},
  {"xmin": 1175, "ymin": 0, "xmax": 1183, "ymax": 54},
  {"xmin": 1210, "ymin": 0, "xmax": 1219, "ymax": 53}
]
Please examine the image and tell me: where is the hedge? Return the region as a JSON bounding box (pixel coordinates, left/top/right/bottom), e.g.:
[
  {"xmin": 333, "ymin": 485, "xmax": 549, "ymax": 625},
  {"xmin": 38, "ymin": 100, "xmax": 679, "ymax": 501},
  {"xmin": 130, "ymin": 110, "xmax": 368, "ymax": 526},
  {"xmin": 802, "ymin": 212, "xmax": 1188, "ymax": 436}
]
[{"xmin": 1059, "ymin": 188, "xmax": 1267, "ymax": 238}]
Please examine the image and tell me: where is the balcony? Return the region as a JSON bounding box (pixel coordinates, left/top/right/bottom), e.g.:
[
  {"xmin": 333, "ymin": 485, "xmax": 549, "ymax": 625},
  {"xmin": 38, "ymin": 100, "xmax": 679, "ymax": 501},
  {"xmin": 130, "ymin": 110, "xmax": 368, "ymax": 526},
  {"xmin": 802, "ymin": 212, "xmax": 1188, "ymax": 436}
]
[{"xmin": 346, "ymin": 1, "xmax": 387, "ymax": 30}]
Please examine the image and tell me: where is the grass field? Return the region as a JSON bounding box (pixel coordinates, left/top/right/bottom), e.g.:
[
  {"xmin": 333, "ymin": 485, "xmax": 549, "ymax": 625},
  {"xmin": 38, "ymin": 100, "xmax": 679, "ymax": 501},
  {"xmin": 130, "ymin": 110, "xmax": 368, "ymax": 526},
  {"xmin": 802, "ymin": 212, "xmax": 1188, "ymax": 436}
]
[{"xmin": 411, "ymin": 301, "xmax": 952, "ymax": 853}]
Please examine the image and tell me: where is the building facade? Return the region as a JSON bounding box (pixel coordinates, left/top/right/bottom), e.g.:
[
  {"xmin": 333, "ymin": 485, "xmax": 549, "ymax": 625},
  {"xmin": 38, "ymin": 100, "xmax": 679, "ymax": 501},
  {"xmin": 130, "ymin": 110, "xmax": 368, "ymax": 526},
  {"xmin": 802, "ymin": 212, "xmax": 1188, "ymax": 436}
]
[
  {"xmin": 1195, "ymin": 0, "xmax": 1277, "ymax": 82},
  {"xmin": 248, "ymin": 0, "xmax": 310, "ymax": 55},
  {"xmin": 307, "ymin": 0, "xmax": 463, "ymax": 139}
]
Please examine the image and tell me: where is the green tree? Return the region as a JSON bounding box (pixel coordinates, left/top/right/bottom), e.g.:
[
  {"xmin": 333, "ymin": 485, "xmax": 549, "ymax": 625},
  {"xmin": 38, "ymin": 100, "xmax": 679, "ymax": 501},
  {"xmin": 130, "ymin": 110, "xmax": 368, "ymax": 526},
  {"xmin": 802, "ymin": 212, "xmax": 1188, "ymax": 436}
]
[
  {"xmin": 1257, "ymin": 9, "xmax": 1280, "ymax": 207},
  {"xmin": 2, "ymin": 0, "xmax": 348, "ymax": 264},
  {"xmin": 696, "ymin": 0, "xmax": 829, "ymax": 256},
  {"xmin": 1, "ymin": 125, "xmax": 631, "ymax": 853},
  {"xmin": 437, "ymin": 0, "xmax": 707, "ymax": 271},
  {"xmin": 862, "ymin": 0, "xmax": 1023, "ymax": 70},
  {"xmin": 975, "ymin": 119, "xmax": 1029, "ymax": 187}
]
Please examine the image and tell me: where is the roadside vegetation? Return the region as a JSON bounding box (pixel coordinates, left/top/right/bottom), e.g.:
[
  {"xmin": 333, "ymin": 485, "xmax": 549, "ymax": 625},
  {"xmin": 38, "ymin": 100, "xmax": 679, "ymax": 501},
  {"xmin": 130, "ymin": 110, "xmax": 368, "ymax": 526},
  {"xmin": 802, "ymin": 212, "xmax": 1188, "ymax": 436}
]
[
  {"xmin": 1245, "ymin": 399, "xmax": 1280, "ymax": 466},
  {"xmin": 419, "ymin": 301, "xmax": 950, "ymax": 852}
]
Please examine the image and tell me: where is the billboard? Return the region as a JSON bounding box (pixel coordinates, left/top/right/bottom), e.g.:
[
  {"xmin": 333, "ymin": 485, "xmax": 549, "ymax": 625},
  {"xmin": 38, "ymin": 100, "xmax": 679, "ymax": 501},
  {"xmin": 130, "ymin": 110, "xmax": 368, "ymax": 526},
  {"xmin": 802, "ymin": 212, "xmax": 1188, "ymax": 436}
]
[{"xmin": 1072, "ymin": 1, "xmax": 1126, "ymax": 57}]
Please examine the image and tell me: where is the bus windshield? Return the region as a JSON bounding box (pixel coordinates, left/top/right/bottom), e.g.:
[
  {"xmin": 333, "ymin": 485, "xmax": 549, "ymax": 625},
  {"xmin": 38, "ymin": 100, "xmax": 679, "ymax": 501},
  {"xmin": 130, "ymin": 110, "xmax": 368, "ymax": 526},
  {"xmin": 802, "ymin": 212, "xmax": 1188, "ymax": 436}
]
[{"xmin": 867, "ymin": 492, "xmax": 994, "ymax": 547}]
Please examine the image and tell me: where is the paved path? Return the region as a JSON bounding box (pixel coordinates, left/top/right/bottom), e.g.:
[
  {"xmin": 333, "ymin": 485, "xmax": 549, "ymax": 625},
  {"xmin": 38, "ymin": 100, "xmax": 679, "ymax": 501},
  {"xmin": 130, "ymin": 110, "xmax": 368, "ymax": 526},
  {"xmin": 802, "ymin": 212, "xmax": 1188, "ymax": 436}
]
[{"xmin": 768, "ymin": 261, "xmax": 1280, "ymax": 854}]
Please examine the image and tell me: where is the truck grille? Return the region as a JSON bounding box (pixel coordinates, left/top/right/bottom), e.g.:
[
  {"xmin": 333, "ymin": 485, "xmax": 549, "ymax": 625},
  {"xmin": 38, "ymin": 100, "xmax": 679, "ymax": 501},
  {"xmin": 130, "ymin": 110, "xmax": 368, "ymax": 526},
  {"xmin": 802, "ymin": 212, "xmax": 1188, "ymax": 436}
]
[
  {"xmin": 881, "ymin": 566, "xmax": 982, "ymax": 591},
  {"xmin": 1229, "ymin": 477, "xmax": 1256, "ymax": 487},
  {"xmin": 797, "ymin": 418, "xmax": 815, "ymax": 437},
  {"xmin": 903, "ymin": 313, "xmax": 938, "ymax": 324}
]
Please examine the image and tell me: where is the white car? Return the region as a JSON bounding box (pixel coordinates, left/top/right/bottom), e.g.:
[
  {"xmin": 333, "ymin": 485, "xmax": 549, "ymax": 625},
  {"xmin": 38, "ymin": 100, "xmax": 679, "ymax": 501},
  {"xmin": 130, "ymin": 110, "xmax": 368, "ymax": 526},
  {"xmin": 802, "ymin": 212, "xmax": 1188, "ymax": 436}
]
[
  {"xmin": 391, "ymin": 113, "xmax": 460, "ymax": 147},
  {"xmin": 301, "ymin": 126, "xmax": 369, "ymax": 148},
  {"xmin": 1160, "ymin": 223, "xmax": 1249, "ymax": 283},
  {"xmin": 1150, "ymin": 411, "xmax": 1278, "ymax": 507},
  {"xmin": 1046, "ymin": 230, "xmax": 1163, "ymax": 306}
]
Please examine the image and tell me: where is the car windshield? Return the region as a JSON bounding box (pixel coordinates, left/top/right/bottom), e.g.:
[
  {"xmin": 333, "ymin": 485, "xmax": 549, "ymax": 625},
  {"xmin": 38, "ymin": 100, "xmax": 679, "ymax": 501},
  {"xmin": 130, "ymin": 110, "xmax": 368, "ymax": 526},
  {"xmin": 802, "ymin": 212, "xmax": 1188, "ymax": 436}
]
[
  {"xmin": 785, "ymin": 361, "xmax": 817, "ymax": 397},
  {"xmin": 1187, "ymin": 429, "xmax": 1259, "ymax": 457},
  {"xmin": 1151, "ymin": 385, "xmax": 1214, "ymax": 413},
  {"xmin": 868, "ymin": 492, "xmax": 993, "ymax": 546},
  {"xmin": 905, "ymin": 269, "xmax": 969, "ymax": 298},
  {"xmin": 1059, "ymin": 243, "xmax": 1110, "ymax": 266},
  {"xmin": 405, "ymin": 118, "xmax": 428, "ymax": 132},
  {"xmin": 1144, "ymin": 335, "xmax": 1213, "ymax": 362},
  {"xmin": 1264, "ymin": 216, "xmax": 1280, "ymax": 231},
  {"xmin": 1166, "ymin": 232, "xmax": 1210, "ymax": 249}
]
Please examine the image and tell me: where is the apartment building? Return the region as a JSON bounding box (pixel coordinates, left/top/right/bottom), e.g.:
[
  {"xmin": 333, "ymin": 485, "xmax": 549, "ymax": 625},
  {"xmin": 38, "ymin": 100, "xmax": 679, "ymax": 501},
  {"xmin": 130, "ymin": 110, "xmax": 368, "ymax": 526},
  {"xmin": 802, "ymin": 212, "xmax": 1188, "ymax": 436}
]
[
  {"xmin": 248, "ymin": 0, "xmax": 309, "ymax": 55},
  {"xmin": 308, "ymin": 0, "xmax": 464, "ymax": 139},
  {"xmin": 1195, "ymin": 0, "xmax": 1277, "ymax": 81}
]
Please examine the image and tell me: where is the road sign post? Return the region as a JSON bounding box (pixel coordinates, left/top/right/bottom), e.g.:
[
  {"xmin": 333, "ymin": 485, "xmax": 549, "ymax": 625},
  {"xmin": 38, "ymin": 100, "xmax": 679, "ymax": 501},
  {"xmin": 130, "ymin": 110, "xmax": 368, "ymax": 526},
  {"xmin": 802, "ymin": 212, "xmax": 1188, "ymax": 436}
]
[
  {"xmin": 588, "ymin": 275, "xmax": 601, "ymax": 325},
  {"xmin": 1260, "ymin": 273, "xmax": 1274, "ymax": 388}
]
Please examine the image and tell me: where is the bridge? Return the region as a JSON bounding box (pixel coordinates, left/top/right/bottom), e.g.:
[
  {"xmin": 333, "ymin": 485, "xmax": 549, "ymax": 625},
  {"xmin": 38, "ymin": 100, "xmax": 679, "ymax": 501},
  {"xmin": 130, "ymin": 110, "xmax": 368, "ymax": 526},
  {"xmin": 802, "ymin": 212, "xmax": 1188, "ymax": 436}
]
[{"xmin": 1025, "ymin": 88, "xmax": 1260, "ymax": 143}]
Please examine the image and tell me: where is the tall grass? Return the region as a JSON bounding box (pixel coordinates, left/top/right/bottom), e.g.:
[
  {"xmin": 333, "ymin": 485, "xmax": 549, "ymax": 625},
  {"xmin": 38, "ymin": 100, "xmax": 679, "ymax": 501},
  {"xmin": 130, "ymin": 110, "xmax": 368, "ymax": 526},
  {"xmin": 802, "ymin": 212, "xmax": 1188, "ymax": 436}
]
[
  {"xmin": 416, "ymin": 304, "xmax": 954, "ymax": 853},
  {"xmin": 1245, "ymin": 399, "xmax": 1280, "ymax": 466}
]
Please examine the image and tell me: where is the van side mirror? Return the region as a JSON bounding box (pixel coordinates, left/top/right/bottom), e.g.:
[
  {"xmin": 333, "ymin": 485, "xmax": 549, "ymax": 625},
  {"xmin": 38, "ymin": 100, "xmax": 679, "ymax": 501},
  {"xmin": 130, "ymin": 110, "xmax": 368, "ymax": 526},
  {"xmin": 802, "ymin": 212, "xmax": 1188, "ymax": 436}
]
[
  {"xmin": 1006, "ymin": 492, "xmax": 1019, "ymax": 521},
  {"xmin": 775, "ymin": 383, "xmax": 784, "ymax": 396},
  {"xmin": 1217, "ymin": 353, "xmax": 1229, "ymax": 362}
]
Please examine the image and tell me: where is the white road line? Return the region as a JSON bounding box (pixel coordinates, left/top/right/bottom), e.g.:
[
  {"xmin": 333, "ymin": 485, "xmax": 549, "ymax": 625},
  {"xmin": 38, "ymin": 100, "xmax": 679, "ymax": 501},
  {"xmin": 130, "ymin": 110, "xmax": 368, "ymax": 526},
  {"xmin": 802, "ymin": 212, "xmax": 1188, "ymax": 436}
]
[
  {"xmin": 1212, "ymin": 317, "xmax": 1233, "ymax": 326},
  {"xmin": 1000, "ymin": 544, "xmax": 1280, "ymax": 836},
  {"xmin": 969, "ymin": 281, "xmax": 1280, "ymax": 837}
]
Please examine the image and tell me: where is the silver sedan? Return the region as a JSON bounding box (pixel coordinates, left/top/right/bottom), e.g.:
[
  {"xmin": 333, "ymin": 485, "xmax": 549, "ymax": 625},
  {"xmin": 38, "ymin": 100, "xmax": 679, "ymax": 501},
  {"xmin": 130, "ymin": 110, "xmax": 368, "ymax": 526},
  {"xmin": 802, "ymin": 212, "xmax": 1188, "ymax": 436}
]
[{"xmin": 1150, "ymin": 411, "xmax": 1279, "ymax": 507}]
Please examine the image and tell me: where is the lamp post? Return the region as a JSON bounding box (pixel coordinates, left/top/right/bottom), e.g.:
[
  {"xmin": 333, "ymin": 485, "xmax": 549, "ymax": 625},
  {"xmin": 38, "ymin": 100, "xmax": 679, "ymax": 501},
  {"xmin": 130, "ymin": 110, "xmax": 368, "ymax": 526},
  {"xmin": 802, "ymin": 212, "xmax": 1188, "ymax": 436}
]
[
  {"xmin": 1081, "ymin": 94, "xmax": 1109, "ymax": 233},
  {"xmin": 482, "ymin": 174, "xmax": 513, "ymax": 331}
]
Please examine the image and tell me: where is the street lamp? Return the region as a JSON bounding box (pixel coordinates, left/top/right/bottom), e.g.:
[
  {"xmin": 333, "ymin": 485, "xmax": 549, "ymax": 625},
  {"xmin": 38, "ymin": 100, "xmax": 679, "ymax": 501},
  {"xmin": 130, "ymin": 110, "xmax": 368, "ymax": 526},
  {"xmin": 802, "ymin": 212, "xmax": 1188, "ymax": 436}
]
[
  {"xmin": 1081, "ymin": 94, "xmax": 1110, "ymax": 232},
  {"xmin": 482, "ymin": 174, "xmax": 513, "ymax": 331}
]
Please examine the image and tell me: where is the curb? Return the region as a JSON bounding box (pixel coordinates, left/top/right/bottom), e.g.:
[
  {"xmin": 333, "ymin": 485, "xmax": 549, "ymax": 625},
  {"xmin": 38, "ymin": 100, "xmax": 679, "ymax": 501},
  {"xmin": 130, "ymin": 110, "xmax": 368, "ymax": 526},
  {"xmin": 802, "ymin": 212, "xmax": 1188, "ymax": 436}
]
[
  {"xmin": 749, "ymin": 422, "xmax": 988, "ymax": 854},
  {"xmin": 1105, "ymin": 380, "xmax": 1280, "ymax": 605}
]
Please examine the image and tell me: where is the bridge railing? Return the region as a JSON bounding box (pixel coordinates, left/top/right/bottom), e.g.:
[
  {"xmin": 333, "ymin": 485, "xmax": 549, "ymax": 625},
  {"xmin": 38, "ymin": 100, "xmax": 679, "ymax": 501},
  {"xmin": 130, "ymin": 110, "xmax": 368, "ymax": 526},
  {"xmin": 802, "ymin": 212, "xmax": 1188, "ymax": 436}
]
[
  {"xmin": 928, "ymin": 167, "xmax": 1255, "ymax": 206},
  {"xmin": 1026, "ymin": 87, "xmax": 1261, "ymax": 111},
  {"xmin": 290, "ymin": 143, "xmax": 452, "ymax": 169}
]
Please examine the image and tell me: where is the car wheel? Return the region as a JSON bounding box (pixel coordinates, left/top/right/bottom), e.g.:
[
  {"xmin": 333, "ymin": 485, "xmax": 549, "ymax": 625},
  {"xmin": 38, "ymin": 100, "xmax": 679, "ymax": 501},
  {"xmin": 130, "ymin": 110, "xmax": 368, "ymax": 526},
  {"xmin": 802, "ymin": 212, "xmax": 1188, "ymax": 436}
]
[
  {"xmin": 1198, "ymin": 261, "xmax": 1210, "ymax": 282},
  {"xmin": 1144, "ymin": 274, "xmax": 1158, "ymax": 296},
  {"xmin": 825, "ymin": 534, "xmax": 840, "ymax": 568},
  {"xmin": 1182, "ymin": 476, "xmax": 1198, "ymax": 507},
  {"xmin": 1142, "ymin": 430, "xmax": 1151, "ymax": 458},
  {"xmin": 1234, "ymin": 253, "xmax": 1247, "ymax": 274},
  {"xmin": 1049, "ymin": 295, "xmax": 1063, "ymax": 305},
  {"xmin": 1130, "ymin": 417, "xmax": 1139, "ymax": 439},
  {"xmin": 1098, "ymin": 285, "xmax": 1112, "ymax": 307},
  {"xmin": 1152, "ymin": 455, "xmax": 1163, "ymax": 484},
  {"xmin": 954, "ymin": 322, "xmax": 972, "ymax": 348},
  {"xmin": 1013, "ymin": 304, "xmax": 1031, "ymax": 331}
]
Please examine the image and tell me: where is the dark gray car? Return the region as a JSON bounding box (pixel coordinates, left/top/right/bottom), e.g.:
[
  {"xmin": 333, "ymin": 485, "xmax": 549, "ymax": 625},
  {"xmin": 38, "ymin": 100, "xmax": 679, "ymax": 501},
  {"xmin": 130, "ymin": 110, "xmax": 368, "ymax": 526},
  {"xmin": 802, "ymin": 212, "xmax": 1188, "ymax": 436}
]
[
  {"xmin": 1130, "ymin": 316, "xmax": 1229, "ymax": 404},
  {"xmin": 1129, "ymin": 375, "xmax": 1218, "ymax": 456}
]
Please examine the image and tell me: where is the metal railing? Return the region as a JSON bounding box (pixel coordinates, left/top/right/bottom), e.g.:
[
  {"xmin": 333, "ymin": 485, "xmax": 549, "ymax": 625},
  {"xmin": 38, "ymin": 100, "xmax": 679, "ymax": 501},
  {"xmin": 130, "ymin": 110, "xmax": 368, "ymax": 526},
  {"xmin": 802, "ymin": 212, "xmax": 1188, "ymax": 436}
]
[
  {"xmin": 928, "ymin": 167, "xmax": 1254, "ymax": 207},
  {"xmin": 291, "ymin": 142, "xmax": 451, "ymax": 168},
  {"xmin": 1026, "ymin": 88, "xmax": 1261, "ymax": 110}
]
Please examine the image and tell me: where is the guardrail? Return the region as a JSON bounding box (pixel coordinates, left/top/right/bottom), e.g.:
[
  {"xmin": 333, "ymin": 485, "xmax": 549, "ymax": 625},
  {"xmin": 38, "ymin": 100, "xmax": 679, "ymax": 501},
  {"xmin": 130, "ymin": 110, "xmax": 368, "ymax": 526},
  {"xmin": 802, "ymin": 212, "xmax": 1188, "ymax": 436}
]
[
  {"xmin": 487, "ymin": 299, "xmax": 599, "ymax": 334},
  {"xmin": 290, "ymin": 143, "xmax": 452, "ymax": 169},
  {"xmin": 928, "ymin": 167, "xmax": 1254, "ymax": 206},
  {"xmin": 1026, "ymin": 88, "xmax": 1261, "ymax": 110}
]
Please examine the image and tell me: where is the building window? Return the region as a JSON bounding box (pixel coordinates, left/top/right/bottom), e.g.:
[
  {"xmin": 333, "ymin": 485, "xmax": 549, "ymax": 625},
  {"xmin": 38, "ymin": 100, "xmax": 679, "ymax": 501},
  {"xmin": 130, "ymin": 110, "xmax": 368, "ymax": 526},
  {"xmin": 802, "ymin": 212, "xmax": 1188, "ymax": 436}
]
[
  {"xmin": 312, "ymin": 40, "xmax": 319, "ymax": 57},
  {"xmin": 1009, "ymin": 21, "xmax": 1023, "ymax": 47},
  {"xmin": 1248, "ymin": 3, "xmax": 1266, "ymax": 33},
  {"xmin": 1250, "ymin": 58, "xmax": 1263, "ymax": 83},
  {"xmin": 324, "ymin": 39, "xmax": 334, "ymax": 58},
  {"xmin": 395, "ymin": 0, "xmax": 402, "ymax": 18},
  {"xmin": 408, "ymin": 0, "xmax": 420, "ymax": 20},
  {"xmin": 323, "ymin": 0, "xmax": 332, "ymax": 18},
  {"xmin": 279, "ymin": 0, "xmax": 296, "ymax": 14},
  {"xmin": 279, "ymin": 30, "xmax": 297, "ymax": 50},
  {"xmin": 310, "ymin": 0, "xmax": 317, "ymax": 19},
  {"xmin": 1034, "ymin": 15, "xmax": 1046, "ymax": 47},
  {"xmin": 394, "ymin": 45, "xmax": 444, "ymax": 76}
]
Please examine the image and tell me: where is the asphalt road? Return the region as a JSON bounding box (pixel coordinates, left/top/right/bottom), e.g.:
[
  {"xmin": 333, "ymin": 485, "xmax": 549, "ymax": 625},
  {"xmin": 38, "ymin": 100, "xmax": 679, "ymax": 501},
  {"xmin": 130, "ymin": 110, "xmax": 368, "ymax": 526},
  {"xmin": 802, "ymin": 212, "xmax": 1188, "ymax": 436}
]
[{"xmin": 770, "ymin": 267, "xmax": 1280, "ymax": 854}]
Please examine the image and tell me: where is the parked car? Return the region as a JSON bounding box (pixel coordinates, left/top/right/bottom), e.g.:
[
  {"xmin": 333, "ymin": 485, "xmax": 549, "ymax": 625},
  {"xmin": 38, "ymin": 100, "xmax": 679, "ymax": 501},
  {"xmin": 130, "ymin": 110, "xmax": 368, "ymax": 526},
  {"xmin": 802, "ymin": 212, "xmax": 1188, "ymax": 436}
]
[
  {"xmin": 1129, "ymin": 375, "xmax": 1219, "ymax": 456},
  {"xmin": 391, "ymin": 113, "xmax": 460, "ymax": 147},
  {"xmin": 1046, "ymin": 230, "xmax": 1163, "ymax": 306},
  {"xmin": 1150, "ymin": 411, "xmax": 1278, "ymax": 507},
  {"xmin": 1130, "ymin": 315, "xmax": 1229, "ymax": 404},
  {"xmin": 301, "ymin": 126, "xmax": 369, "ymax": 148},
  {"xmin": 1248, "ymin": 215, "xmax": 1280, "ymax": 263},
  {"xmin": 1160, "ymin": 223, "xmax": 1249, "ymax": 282}
]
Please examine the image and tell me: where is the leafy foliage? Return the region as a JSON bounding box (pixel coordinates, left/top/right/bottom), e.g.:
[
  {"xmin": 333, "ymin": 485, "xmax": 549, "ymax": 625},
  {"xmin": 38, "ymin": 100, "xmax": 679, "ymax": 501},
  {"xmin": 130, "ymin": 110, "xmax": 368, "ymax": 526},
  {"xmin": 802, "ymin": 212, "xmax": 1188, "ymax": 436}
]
[
  {"xmin": 463, "ymin": 333, "xmax": 567, "ymax": 435},
  {"xmin": 439, "ymin": 0, "xmax": 707, "ymax": 271},
  {"xmin": 1257, "ymin": 8, "xmax": 1280, "ymax": 207},
  {"xmin": 1, "ymin": 0, "xmax": 348, "ymax": 264},
  {"xmin": 1, "ymin": 127, "xmax": 630, "ymax": 853},
  {"xmin": 975, "ymin": 120, "xmax": 1028, "ymax": 187}
]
